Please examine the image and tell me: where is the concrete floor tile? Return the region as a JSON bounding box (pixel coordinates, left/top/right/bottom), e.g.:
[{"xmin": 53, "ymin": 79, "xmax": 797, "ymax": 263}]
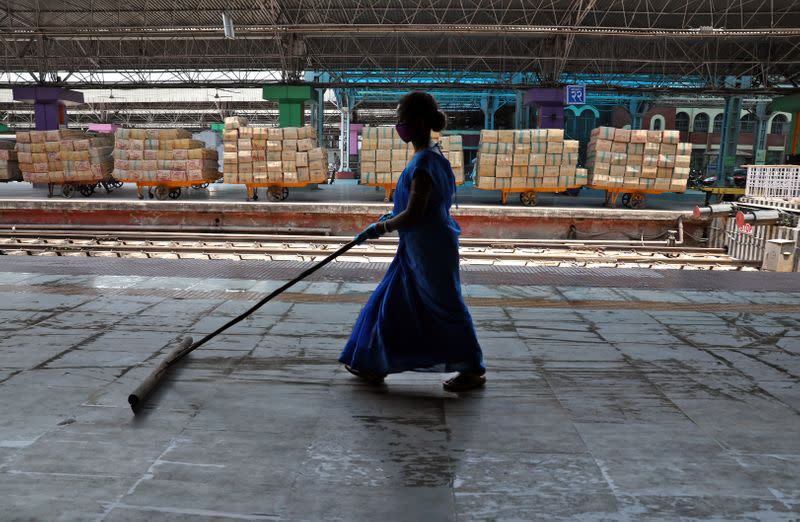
[
  {"xmin": 131, "ymin": 276, "xmax": 203, "ymax": 291},
  {"xmin": 0, "ymin": 331, "xmax": 97, "ymax": 369},
  {"xmin": 591, "ymin": 454, "xmax": 775, "ymax": 499},
  {"xmin": 285, "ymin": 302, "xmax": 363, "ymax": 323},
  {"xmin": 671, "ymin": 398, "xmax": 800, "ymax": 454},
  {"xmin": 188, "ymin": 277, "xmax": 260, "ymax": 292},
  {"xmin": 286, "ymin": 485, "xmax": 455, "ymax": 522},
  {"xmin": 615, "ymin": 494, "xmax": 796, "ymax": 520},
  {"xmin": 37, "ymin": 310, "xmax": 124, "ymax": 331},
  {"xmin": 574, "ymin": 422, "xmax": 726, "ymax": 459},
  {"xmin": 453, "ymin": 452, "xmax": 618, "ymax": 520},
  {"xmin": 615, "ymin": 288, "xmax": 692, "ymax": 303},
  {"xmin": 73, "ymin": 295, "xmax": 164, "ymax": 314},
  {"xmin": 337, "ymin": 281, "xmax": 378, "ymax": 295},
  {"xmin": 269, "ymin": 320, "xmax": 354, "ymax": 337},
  {"xmin": 85, "ymin": 274, "xmax": 149, "ymax": 289},
  {"xmin": 557, "ymin": 286, "xmax": 626, "ymax": 302},
  {"xmin": 517, "ymin": 326, "xmax": 604, "ymax": 344},
  {"xmin": 138, "ymin": 298, "xmax": 222, "ymax": 317},
  {"xmin": 0, "ymin": 474, "xmax": 131, "ymax": 521},
  {"xmin": 738, "ymin": 292, "xmax": 800, "ymax": 305},
  {"xmin": 0, "ymin": 291, "xmax": 91, "ymax": 311},
  {"xmin": 447, "ymin": 412, "xmax": 588, "ymax": 454},
  {"xmin": 527, "ymin": 341, "xmax": 625, "ymax": 364},
  {"xmin": 0, "ymin": 271, "xmax": 35, "ymax": 284}
]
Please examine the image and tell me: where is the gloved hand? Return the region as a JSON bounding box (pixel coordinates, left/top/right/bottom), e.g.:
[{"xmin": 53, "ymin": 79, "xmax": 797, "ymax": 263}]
[
  {"xmin": 354, "ymin": 223, "xmax": 386, "ymax": 245},
  {"xmin": 378, "ymin": 212, "xmax": 394, "ymax": 223}
]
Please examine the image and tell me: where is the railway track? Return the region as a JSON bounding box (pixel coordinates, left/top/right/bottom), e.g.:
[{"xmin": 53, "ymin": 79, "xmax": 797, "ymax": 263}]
[{"xmin": 0, "ymin": 226, "xmax": 754, "ymax": 269}]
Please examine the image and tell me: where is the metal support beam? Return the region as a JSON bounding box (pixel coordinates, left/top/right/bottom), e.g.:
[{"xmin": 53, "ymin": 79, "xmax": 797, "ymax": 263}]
[
  {"xmin": 751, "ymin": 102, "xmax": 769, "ymax": 164},
  {"xmin": 310, "ymin": 87, "xmax": 326, "ymax": 147},
  {"xmin": 480, "ymin": 95, "xmax": 500, "ymax": 130},
  {"xmin": 628, "ymin": 98, "xmax": 651, "ymax": 130},
  {"xmin": 335, "ymin": 89, "xmax": 352, "ymax": 172},
  {"xmin": 715, "ymin": 77, "xmax": 750, "ymax": 185},
  {"xmin": 514, "ymin": 91, "xmax": 525, "ymax": 129}
]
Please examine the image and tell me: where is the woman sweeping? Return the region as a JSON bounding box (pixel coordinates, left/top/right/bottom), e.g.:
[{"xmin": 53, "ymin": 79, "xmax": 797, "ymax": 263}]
[{"xmin": 339, "ymin": 91, "xmax": 486, "ymax": 392}]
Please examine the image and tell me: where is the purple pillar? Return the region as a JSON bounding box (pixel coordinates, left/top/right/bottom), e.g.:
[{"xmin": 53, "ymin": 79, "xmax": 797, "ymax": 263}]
[
  {"xmin": 349, "ymin": 123, "xmax": 365, "ymax": 156},
  {"xmin": 12, "ymin": 87, "xmax": 84, "ymax": 131},
  {"xmin": 523, "ymin": 88, "xmax": 565, "ymax": 129}
]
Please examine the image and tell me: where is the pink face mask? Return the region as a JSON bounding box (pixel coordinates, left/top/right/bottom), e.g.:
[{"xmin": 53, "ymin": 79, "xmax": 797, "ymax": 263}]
[{"xmin": 395, "ymin": 123, "xmax": 414, "ymax": 143}]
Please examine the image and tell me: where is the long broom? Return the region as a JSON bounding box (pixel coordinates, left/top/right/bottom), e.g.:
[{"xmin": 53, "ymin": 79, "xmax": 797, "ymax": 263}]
[{"xmin": 128, "ymin": 239, "xmax": 358, "ymax": 413}]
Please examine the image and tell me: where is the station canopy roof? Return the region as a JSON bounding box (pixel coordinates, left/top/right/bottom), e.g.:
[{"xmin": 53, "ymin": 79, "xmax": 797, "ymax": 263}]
[{"xmin": 1, "ymin": 0, "xmax": 799, "ymax": 94}]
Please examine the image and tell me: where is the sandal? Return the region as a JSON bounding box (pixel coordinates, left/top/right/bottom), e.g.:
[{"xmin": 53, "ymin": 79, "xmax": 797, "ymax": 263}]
[
  {"xmin": 443, "ymin": 373, "xmax": 486, "ymax": 392},
  {"xmin": 344, "ymin": 365, "xmax": 386, "ymax": 384}
]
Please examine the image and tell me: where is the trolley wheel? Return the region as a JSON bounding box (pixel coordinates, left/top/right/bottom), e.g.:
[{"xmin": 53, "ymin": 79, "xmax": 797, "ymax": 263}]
[
  {"xmin": 629, "ymin": 193, "xmax": 646, "ymax": 209},
  {"xmin": 621, "ymin": 193, "xmax": 632, "ymax": 208},
  {"xmin": 61, "ymin": 184, "xmax": 75, "ymax": 198},
  {"xmin": 154, "ymin": 185, "xmax": 169, "ymax": 200},
  {"xmin": 112, "ymin": 180, "xmax": 124, "ymax": 189},
  {"xmin": 79, "ymin": 184, "xmax": 95, "ymax": 197},
  {"xmin": 520, "ymin": 191, "xmax": 537, "ymax": 207},
  {"xmin": 137, "ymin": 193, "xmax": 144, "ymax": 200},
  {"xmin": 267, "ymin": 187, "xmax": 288, "ymax": 201},
  {"xmin": 168, "ymin": 188, "xmax": 182, "ymax": 200}
]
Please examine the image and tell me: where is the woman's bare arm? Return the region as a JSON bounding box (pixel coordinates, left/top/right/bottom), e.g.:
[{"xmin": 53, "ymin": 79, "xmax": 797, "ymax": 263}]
[{"xmin": 384, "ymin": 171, "xmax": 432, "ymax": 233}]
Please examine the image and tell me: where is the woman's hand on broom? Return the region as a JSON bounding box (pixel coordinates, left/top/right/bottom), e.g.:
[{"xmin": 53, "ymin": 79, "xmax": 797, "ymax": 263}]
[{"xmin": 354, "ymin": 222, "xmax": 387, "ymax": 245}]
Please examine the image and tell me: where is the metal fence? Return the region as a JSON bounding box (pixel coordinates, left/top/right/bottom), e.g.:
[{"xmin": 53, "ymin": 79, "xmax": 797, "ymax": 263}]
[
  {"xmin": 745, "ymin": 165, "xmax": 800, "ymax": 200},
  {"xmin": 714, "ymin": 216, "xmax": 800, "ymax": 267}
]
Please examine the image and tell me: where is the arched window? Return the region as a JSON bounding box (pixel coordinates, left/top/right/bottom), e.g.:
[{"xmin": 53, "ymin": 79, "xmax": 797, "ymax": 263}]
[
  {"xmin": 712, "ymin": 114, "xmax": 724, "ymax": 133},
  {"xmin": 740, "ymin": 113, "xmax": 756, "ymax": 133},
  {"xmin": 771, "ymin": 114, "xmax": 789, "ymax": 135},
  {"xmin": 693, "ymin": 113, "xmax": 709, "ymax": 133},
  {"xmin": 675, "ymin": 112, "xmax": 690, "ymax": 132},
  {"xmin": 650, "ymin": 115, "xmax": 664, "ymax": 131}
]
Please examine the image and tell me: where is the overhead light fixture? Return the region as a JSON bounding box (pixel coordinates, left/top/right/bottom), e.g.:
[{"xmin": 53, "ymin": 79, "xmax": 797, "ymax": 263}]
[{"xmin": 222, "ymin": 11, "xmax": 236, "ymax": 39}]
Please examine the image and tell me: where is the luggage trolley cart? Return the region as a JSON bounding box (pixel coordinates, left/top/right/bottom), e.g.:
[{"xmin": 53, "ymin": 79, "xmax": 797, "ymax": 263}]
[
  {"xmin": 243, "ymin": 180, "xmax": 322, "ymax": 202},
  {"xmin": 593, "ymin": 187, "xmax": 659, "ymax": 209},
  {"xmin": 47, "ymin": 176, "xmax": 122, "ymax": 198},
  {"xmin": 128, "ymin": 177, "xmax": 219, "ymax": 200},
  {"xmin": 482, "ymin": 182, "xmax": 584, "ymax": 206},
  {"xmin": 592, "ymin": 186, "xmax": 683, "ymax": 209}
]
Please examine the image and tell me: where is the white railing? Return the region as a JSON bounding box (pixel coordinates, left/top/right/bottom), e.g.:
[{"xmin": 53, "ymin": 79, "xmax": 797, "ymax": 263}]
[{"xmin": 745, "ymin": 165, "xmax": 800, "ymax": 200}]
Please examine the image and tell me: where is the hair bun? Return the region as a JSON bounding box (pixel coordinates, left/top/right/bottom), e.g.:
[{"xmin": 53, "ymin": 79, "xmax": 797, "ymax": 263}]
[{"xmin": 431, "ymin": 110, "xmax": 447, "ymax": 132}]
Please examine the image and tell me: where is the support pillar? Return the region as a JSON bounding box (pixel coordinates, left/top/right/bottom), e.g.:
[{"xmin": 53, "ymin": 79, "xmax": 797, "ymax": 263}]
[
  {"xmin": 12, "ymin": 87, "xmax": 84, "ymax": 130},
  {"xmin": 480, "ymin": 95, "xmax": 500, "ymax": 130},
  {"xmin": 715, "ymin": 96, "xmax": 742, "ymax": 185},
  {"xmin": 316, "ymin": 88, "xmax": 325, "ymax": 147},
  {"xmin": 262, "ymin": 84, "xmax": 314, "ymax": 128},
  {"xmin": 629, "ymin": 99, "xmax": 652, "ymax": 130},
  {"xmin": 514, "ymin": 91, "xmax": 526, "ymax": 129},
  {"xmin": 752, "ymin": 102, "xmax": 769, "ymax": 165},
  {"xmin": 522, "ymin": 88, "xmax": 564, "ymax": 129},
  {"xmin": 334, "ymin": 89, "xmax": 354, "ymax": 173},
  {"xmin": 714, "ymin": 77, "xmax": 751, "ymax": 185}
]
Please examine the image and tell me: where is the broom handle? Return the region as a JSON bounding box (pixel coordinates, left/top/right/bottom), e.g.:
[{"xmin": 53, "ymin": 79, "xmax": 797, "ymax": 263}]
[{"xmin": 165, "ymin": 239, "xmax": 359, "ymax": 366}]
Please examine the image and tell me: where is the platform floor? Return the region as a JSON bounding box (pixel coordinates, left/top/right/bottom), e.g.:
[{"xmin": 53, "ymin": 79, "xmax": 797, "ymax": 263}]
[
  {"xmin": 1, "ymin": 257, "xmax": 799, "ymax": 520},
  {"xmin": 0, "ymin": 179, "xmax": 705, "ymax": 210}
]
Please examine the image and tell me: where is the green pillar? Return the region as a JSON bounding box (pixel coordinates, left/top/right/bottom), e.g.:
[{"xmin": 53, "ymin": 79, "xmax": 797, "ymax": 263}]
[
  {"xmin": 262, "ymin": 85, "xmax": 315, "ymax": 128},
  {"xmin": 772, "ymin": 93, "xmax": 800, "ymax": 156}
]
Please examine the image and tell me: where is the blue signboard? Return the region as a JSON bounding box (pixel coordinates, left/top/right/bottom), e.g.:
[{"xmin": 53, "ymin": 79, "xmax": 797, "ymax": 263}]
[{"xmin": 565, "ymin": 85, "xmax": 586, "ymax": 105}]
